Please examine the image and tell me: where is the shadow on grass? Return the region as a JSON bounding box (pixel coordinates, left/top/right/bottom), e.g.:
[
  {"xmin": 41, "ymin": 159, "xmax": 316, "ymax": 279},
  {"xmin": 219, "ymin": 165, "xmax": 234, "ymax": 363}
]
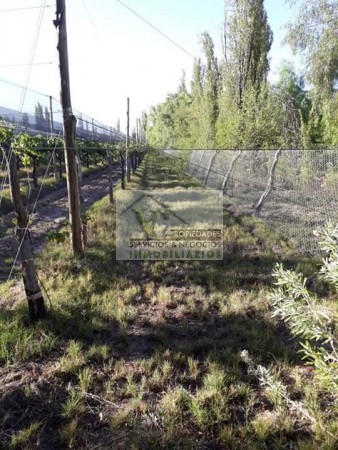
[
  {"xmin": 0, "ymin": 257, "xmax": 301, "ymax": 449},
  {"xmin": 0, "ymin": 151, "xmax": 318, "ymax": 449}
]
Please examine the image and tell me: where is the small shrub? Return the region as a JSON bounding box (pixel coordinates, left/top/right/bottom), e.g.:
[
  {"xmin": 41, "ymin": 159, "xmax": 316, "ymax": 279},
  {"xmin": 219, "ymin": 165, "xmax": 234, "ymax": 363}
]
[{"xmin": 269, "ymin": 222, "xmax": 338, "ymax": 395}]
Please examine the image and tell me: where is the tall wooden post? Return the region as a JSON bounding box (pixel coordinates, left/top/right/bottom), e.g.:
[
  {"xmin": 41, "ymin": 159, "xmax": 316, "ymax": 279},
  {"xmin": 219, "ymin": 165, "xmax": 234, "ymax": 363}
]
[
  {"xmin": 107, "ymin": 128, "xmax": 114, "ymax": 204},
  {"xmin": 49, "ymin": 96, "xmax": 55, "ymax": 134},
  {"xmin": 126, "ymin": 97, "xmax": 131, "ymax": 182},
  {"xmin": 54, "ymin": 0, "xmax": 83, "ymax": 254},
  {"xmin": 4, "ymin": 147, "xmax": 46, "ymax": 321}
]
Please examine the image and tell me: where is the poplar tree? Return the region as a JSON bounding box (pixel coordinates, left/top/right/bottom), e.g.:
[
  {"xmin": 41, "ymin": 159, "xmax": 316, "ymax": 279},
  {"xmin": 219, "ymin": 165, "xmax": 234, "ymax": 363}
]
[
  {"xmin": 223, "ymin": 0, "xmax": 273, "ymax": 107},
  {"xmin": 285, "ymin": 0, "xmax": 338, "ymax": 98},
  {"xmin": 285, "ymin": 0, "xmax": 338, "ymax": 147},
  {"xmin": 200, "ymin": 32, "xmax": 220, "ymax": 148}
]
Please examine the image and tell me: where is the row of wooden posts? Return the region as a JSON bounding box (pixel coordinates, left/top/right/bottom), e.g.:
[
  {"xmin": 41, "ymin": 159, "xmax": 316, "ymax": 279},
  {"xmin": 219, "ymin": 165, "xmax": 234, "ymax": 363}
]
[{"xmin": 4, "ymin": 0, "xmax": 144, "ymax": 322}]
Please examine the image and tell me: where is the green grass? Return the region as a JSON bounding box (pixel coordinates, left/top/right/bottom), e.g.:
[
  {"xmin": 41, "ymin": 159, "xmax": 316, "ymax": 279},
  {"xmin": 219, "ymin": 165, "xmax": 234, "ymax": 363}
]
[{"xmin": 0, "ymin": 149, "xmax": 337, "ymax": 449}]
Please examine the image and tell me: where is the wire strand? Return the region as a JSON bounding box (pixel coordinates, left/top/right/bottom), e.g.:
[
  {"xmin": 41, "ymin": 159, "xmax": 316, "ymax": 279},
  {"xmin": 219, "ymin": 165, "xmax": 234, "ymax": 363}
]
[
  {"xmin": 0, "ymin": 0, "xmax": 49, "ymax": 207},
  {"xmin": 7, "ymin": 129, "xmax": 62, "ymax": 281},
  {"xmin": 0, "ymin": 62, "xmax": 53, "ymax": 68},
  {"xmin": 115, "ymin": 0, "xmax": 194, "ymax": 59},
  {"xmin": 0, "ymin": 5, "xmax": 52, "ymax": 13}
]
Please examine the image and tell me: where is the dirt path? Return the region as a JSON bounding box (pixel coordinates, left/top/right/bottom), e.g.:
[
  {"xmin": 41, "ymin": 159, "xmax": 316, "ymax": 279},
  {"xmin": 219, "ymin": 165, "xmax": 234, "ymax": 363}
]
[{"xmin": 0, "ymin": 166, "xmax": 120, "ymax": 281}]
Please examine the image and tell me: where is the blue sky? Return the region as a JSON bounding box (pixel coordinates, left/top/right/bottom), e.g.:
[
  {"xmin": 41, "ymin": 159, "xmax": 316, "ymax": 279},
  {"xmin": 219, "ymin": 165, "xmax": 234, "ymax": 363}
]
[{"xmin": 0, "ymin": 0, "xmax": 299, "ymax": 131}]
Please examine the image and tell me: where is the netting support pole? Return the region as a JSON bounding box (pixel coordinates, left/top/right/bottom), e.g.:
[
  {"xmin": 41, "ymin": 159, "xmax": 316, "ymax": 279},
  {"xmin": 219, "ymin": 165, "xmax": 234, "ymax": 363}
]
[{"xmin": 55, "ymin": 0, "xmax": 83, "ymax": 254}]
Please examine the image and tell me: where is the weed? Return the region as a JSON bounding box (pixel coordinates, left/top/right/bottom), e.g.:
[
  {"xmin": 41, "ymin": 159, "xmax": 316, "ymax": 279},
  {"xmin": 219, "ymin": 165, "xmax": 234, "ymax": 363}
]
[
  {"xmin": 77, "ymin": 366, "xmax": 94, "ymax": 392},
  {"xmin": 60, "ymin": 340, "xmax": 86, "ymax": 373},
  {"xmin": 10, "ymin": 422, "xmax": 41, "ymax": 449},
  {"xmin": 62, "ymin": 388, "xmax": 86, "ymax": 419}
]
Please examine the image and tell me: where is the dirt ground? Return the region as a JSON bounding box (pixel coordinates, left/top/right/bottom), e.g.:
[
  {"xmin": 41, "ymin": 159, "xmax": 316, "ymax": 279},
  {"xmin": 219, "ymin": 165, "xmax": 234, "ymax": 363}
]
[{"xmin": 0, "ymin": 165, "xmax": 121, "ymax": 281}]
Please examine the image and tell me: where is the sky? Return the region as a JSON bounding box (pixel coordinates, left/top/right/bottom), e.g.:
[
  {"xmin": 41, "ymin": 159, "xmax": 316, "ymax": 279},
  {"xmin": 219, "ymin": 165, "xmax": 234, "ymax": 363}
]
[{"xmin": 0, "ymin": 0, "xmax": 300, "ymax": 132}]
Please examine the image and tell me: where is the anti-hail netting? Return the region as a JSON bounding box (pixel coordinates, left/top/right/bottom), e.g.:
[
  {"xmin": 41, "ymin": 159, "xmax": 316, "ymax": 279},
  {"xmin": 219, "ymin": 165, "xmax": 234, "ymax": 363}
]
[
  {"xmin": 164, "ymin": 149, "xmax": 338, "ymax": 255},
  {"xmin": 0, "ymin": 78, "xmax": 124, "ymax": 142}
]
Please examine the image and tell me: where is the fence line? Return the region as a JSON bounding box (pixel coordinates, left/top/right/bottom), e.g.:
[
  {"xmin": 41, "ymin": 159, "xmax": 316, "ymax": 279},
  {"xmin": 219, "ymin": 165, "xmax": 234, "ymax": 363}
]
[{"xmin": 164, "ymin": 148, "xmax": 338, "ymax": 254}]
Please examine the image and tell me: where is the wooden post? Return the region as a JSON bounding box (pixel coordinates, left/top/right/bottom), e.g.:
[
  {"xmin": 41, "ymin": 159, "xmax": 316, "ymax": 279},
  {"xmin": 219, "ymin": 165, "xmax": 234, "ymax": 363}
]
[
  {"xmin": 107, "ymin": 128, "xmax": 114, "ymax": 204},
  {"xmin": 49, "ymin": 96, "xmax": 55, "ymax": 134},
  {"xmin": 3, "ymin": 147, "xmax": 46, "ymax": 321},
  {"xmin": 55, "ymin": 0, "xmax": 83, "ymax": 254},
  {"xmin": 49, "ymin": 95, "xmax": 59, "ymax": 182},
  {"xmin": 126, "ymin": 97, "xmax": 131, "ymax": 182},
  {"xmin": 106, "ymin": 145, "xmax": 113, "ymax": 205},
  {"xmin": 120, "ymin": 150, "xmax": 126, "ymax": 189}
]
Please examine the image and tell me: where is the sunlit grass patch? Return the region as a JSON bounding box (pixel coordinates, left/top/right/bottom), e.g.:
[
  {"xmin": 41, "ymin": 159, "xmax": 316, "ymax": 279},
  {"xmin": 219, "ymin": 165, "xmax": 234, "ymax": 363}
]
[{"xmin": 10, "ymin": 421, "xmax": 41, "ymax": 449}]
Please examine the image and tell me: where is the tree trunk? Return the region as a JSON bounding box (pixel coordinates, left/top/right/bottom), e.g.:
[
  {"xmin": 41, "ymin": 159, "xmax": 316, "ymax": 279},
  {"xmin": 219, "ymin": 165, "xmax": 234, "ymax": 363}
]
[
  {"xmin": 4, "ymin": 148, "xmax": 46, "ymax": 321},
  {"xmin": 221, "ymin": 150, "xmax": 242, "ymax": 193},
  {"xmin": 254, "ymin": 149, "xmax": 281, "ymax": 214}
]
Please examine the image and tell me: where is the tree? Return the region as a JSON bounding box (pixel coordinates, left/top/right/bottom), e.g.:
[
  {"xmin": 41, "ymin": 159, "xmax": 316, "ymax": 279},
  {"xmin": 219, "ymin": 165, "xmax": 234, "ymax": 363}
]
[
  {"xmin": 200, "ymin": 32, "xmax": 220, "ymax": 147},
  {"xmin": 215, "ymin": 0, "xmax": 274, "ymax": 148},
  {"xmin": 146, "ymin": 92, "xmax": 193, "ymax": 148},
  {"xmin": 285, "ymin": 0, "xmax": 338, "ymax": 98},
  {"xmin": 223, "ymin": 0, "xmax": 273, "ymax": 107},
  {"xmin": 277, "ymin": 61, "xmax": 311, "ymax": 122},
  {"xmin": 34, "ymin": 102, "xmax": 45, "ymax": 131},
  {"xmin": 189, "ymin": 58, "xmax": 204, "ymax": 147},
  {"xmin": 44, "ymin": 106, "xmax": 51, "ymax": 133},
  {"xmin": 21, "ymin": 112, "xmax": 29, "ymax": 129},
  {"xmin": 178, "ymin": 70, "xmax": 187, "ymax": 93},
  {"xmin": 285, "ymin": 0, "xmax": 338, "ymax": 148}
]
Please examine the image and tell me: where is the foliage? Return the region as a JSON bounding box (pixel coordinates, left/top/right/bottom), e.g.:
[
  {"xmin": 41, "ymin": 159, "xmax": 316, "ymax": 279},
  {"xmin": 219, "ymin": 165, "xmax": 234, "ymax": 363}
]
[
  {"xmin": 222, "ymin": 0, "xmax": 273, "ymax": 106},
  {"xmin": 47, "ymin": 230, "xmax": 69, "ymax": 244},
  {"xmin": 270, "ymin": 222, "xmax": 338, "ymax": 393},
  {"xmin": 145, "ymin": 0, "xmax": 337, "ymax": 150},
  {"xmin": 146, "ymin": 91, "xmax": 193, "ymax": 148},
  {"xmin": 285, "ymin": 0, "xmax": 338, "ymax": 147},
  {"xmin": 285, "ymin": 0, "xmax": 338, "ymax": 98}
]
